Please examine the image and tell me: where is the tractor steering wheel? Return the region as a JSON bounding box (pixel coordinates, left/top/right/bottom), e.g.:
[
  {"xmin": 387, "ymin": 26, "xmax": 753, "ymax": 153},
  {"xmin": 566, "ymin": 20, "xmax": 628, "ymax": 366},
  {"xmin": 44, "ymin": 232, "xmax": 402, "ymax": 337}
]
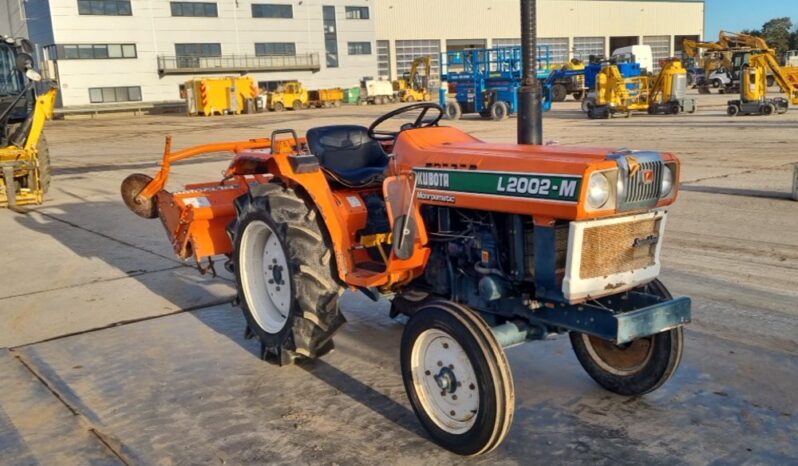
[{"xmin": 367, "ymin": 102, "xmax": 444, "ymax": 142}]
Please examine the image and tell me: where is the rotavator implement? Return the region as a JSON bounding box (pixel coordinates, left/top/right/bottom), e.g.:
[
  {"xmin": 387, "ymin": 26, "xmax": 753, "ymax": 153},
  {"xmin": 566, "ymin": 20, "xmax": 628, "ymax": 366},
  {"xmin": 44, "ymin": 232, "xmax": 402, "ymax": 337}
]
[{"xmin": 121, "ymin": 0, "xmax": 691, "ymax": 456}]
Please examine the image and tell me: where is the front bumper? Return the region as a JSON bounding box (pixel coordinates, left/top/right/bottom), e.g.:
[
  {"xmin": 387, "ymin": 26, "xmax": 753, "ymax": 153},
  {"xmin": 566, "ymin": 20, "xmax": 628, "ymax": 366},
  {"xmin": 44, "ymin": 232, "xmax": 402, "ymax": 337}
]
[{"xmin": 530, "ymin": 291, "xmax": 691, "ymax": 344}]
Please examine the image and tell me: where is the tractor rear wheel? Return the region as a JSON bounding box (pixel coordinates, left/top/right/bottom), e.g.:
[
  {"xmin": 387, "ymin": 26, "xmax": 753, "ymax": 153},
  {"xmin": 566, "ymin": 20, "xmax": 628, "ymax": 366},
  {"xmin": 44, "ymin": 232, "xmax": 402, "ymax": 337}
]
[
  {"xmin": 763, "ymin": 103, "xmax": 775, "ymax": 115},
  {"xmin": 231, "ymin": 183, "xmax": 345, "ymax": 365},
  {"xmin": 727, "ymin": 104, "xmax": 739, "ymax": 116},
  {"xmin": 401, "ymin": 301, "xmax": 514, "ymax": 456},
  {"xmin": 292, "ymin": 100, "xmax": 303, "ymax": 111},
  {"xmin": 569, "ymin": 279, "xmax": 684, "ymax": 396},
  {"xmin": 37, "ymin": 136, "xmax": 51, "ymax": 194}
]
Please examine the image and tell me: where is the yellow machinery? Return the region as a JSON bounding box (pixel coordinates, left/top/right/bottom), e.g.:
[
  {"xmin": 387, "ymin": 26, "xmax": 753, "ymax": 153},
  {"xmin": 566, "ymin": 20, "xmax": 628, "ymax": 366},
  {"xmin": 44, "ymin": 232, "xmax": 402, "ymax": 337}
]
[
  {"xmin": 727, "ymin": 51, "xmax": 798, "ymax": 116},
  {"xmin": 550, "ymin": 59, "xmax": 587, "ymax": 101},
  {"xmin": 185, "ymin": 76, "xmax": 258, "ymax": 116},
  {"xmin": 307, "ymin": 88, "xmax": 344, "ymax": 108},
  {"xmin": 0, "ymin": 35, "xmax": 58, "ymax": 208},
  {"xmin": 646, "ymin": 58, "xmax": 696, "ymax": 115},
  {"xmin": 267, "ymin": 81, "xmax": 308, "ymax": 111},
  {"xmin": 586, "ymin": 64, "xmax": 649, "ymax": 118},
  {"xmin": 394, "ymin": 56, "xmax": 431, "ymax": 102}
]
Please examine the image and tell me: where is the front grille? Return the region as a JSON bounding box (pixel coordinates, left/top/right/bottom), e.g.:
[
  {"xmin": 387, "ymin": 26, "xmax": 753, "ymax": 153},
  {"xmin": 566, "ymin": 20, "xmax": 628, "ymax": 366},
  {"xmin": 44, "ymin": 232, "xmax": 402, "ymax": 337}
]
[
  {"xmin": 616, "ymin": 152, "xmax": 663, "ymax": 211},
  {"xmin": 580, "ymin": 216, "xmax": 661, "ymax": 279}
]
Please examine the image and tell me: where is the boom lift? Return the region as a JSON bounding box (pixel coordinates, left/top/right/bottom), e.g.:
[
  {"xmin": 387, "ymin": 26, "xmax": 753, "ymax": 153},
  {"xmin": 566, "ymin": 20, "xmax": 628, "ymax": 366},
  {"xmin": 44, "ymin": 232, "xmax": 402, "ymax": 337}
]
[
  {"xmin": 122, "ymin": 0, "xmax": 691, "ymax": 455},
  {"xmin": 395, "ymin": 56, "xmax": 432, "ymax": 102},
  {"xmin": 646, "ymin": 58, "xmax": 696, "ymax": 115},
  {"xmin": 586, "ymin": 63, "xmax": 650, "ymax": 118},
  {"xmin": 0, "ymin": 35, "xmax": 58, "ymax": 208},
  {"xmin": 727, "ymin": 51, "xmax": 798, "ymax": 116}
]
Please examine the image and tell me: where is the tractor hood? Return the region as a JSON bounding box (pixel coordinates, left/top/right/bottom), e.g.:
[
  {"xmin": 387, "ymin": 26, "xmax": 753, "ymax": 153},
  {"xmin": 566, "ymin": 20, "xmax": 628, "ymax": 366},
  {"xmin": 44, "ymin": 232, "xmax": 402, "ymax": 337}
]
[
  {"xmin": 391, "ymin": 126, "xmax": 679, "ymax": 220},
  {"xmin": 393, "ymin": 126, "xmax": 654, "ymax": 174}
]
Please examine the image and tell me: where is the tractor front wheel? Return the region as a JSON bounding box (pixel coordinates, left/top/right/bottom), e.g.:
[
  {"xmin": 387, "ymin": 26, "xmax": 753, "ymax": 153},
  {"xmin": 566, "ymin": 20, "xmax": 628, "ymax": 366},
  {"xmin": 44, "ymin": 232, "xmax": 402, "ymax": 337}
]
[
  {"xmin": 231, "ymin": 183, "xmax": 345, "ymax": 365},
  {"xmin": 292, "ymin": 100, "xmax": 303, "ymax": 111},
  {"xmin": 273, "ymin": 102, "xmax": 285, "ymax": 112},
  {"xmin": 727, "ymin": 104, "xmax": 739, "ymax": 116},
  {"xmin": 401, "ymin": 301, "xmax": 514, "ymax": 456},
  {"xmin": 569, "ymin": 280, "xmax": 684, "ymax": 396}
]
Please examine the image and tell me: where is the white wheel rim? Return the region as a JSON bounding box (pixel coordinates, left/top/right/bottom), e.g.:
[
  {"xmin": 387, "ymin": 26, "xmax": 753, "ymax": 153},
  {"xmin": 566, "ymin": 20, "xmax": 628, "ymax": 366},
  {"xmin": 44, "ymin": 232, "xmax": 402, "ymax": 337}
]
[
  {"xmin": 411, "ymin": 329, "xmax": 479, "ymax": 434},
  {"xmin": 240, "ymin": 220, "xmax": 291, "ymax": 333}
]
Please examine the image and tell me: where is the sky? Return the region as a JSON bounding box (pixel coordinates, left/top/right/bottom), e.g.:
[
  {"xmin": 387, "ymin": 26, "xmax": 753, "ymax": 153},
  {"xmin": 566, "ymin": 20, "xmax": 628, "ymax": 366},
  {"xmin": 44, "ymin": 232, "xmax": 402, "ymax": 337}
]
[{"xmin": 705, "ymin": 0, "xmax": 798, "ymax": 39}]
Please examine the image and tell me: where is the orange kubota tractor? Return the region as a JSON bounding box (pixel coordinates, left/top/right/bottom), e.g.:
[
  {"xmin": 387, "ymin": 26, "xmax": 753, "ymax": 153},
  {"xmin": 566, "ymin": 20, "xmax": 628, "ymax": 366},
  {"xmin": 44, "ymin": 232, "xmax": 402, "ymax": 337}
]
[{"xmin": 121, "ymin": 0, "xmax": 691, "ymax": 456}]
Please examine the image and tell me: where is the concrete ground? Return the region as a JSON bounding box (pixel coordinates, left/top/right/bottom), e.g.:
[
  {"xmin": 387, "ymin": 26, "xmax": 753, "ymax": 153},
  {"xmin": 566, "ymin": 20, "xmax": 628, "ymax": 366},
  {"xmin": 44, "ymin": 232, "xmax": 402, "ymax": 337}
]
[{"xmin": 1, "ymin": 90, "xmax": 797, "ymax": 465}]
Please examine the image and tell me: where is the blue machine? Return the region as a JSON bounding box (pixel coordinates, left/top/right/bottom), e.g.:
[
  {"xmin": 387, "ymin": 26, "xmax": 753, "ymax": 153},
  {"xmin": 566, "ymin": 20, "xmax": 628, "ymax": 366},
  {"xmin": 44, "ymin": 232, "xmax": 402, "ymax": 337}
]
[{"xmin": 440, "ymin": 46, "xmax": 551, "ymax": 120}]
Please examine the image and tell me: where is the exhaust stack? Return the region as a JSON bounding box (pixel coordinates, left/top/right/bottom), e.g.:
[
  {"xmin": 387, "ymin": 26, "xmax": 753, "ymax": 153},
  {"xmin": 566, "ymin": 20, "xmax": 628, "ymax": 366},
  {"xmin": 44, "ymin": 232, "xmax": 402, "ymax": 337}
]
[{"xmin": 517, "ymin": 0, "xmax": 542, "ymax": 145}]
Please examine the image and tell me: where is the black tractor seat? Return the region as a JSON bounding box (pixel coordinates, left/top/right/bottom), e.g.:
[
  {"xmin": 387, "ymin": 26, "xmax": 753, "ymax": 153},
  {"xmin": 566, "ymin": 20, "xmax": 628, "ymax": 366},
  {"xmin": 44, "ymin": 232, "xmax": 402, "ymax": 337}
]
[{"xmin": 306, "ymin": 125, "xmax": 389, "ymax": 187}]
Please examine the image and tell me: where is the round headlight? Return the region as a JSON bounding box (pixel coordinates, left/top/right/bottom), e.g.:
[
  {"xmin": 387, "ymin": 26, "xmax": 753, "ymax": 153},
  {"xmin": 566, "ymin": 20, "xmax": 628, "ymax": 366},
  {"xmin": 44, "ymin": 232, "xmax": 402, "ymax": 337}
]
[
  {"xmin": 660, "ymin": 165, "xmax": 674, "ymax": 198},
  {"xmin": 587, "ymin": 172, "xmax": 610, "ymax": 209}
]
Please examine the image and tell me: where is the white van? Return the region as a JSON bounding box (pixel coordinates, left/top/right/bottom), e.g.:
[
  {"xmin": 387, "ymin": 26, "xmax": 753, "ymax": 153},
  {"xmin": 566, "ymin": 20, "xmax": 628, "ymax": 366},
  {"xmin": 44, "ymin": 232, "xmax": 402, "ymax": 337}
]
[{"xmin": 611, "ymin": 45, "xmax": 654, "ymax": 74}]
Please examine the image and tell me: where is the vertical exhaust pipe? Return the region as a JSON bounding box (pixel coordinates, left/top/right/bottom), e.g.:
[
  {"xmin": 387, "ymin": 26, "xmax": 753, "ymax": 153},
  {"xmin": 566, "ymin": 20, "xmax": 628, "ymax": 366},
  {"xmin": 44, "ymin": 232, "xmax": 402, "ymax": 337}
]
[{"xmin": 517, "ymin": 0, "xmax": 542, "ymax": 145}]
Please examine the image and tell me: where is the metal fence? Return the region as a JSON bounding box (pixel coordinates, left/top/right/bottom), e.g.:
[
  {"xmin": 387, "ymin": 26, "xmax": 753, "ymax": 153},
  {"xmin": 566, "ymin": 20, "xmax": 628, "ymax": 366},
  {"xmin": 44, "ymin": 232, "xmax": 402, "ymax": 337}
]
[{"xmin": 157, "ymin": 53, "xmax": 320, "ymax": 74}]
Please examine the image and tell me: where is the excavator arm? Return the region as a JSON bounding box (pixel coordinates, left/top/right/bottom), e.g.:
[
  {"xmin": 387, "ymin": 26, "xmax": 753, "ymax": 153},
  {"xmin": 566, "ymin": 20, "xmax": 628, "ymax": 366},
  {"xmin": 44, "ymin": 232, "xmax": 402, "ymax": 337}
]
[{"xmin": 752, "ymin": 53, "xmax": 798, "ymax": 104}]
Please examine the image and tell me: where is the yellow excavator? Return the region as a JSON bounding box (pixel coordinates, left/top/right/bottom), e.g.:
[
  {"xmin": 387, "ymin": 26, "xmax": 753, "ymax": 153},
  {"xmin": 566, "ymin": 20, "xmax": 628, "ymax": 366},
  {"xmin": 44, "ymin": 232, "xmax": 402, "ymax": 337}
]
[
  {"xmin": 1, "ymin": 35, "xmax": 58, "ymax": 208},
  {"xmin": 394, "ymin": 56, "xmax": 431, "ymax": 102},
  {"xmin": 727, "ymin": 51, "xmax": 798, "ymax": 116}
]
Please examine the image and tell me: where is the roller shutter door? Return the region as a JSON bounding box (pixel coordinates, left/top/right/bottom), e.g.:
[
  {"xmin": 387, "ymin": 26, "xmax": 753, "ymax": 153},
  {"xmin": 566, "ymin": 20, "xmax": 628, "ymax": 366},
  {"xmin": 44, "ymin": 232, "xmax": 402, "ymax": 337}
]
[
  {"xmin": 396, "ymin": 40, "xmax": 441, "ymax": 87},
  {"xmin": 643, "ymin": 35, "xmax": 671, "ymax": 72},
  {"xmin": 573, "ymin": 37, "xmax": 605, "ymax": 61},
  {"xmin": 539, "ymin": 37, "xmax": 568, "ymax": 66}
]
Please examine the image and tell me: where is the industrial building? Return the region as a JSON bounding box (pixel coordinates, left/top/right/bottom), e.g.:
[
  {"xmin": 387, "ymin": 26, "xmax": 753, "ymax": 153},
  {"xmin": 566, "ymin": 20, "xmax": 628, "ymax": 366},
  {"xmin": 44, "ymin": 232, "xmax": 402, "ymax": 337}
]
[
  {"xmin": 377, "ymin": 0, "xmax": 704, "ymax": 81},
  {"xmin": 9, "ymin": 0, "xmax": 377, "ymax": 106},
  {"xmin": 5, "ymin": 0, "xmax": 704, "ymax": 108}
]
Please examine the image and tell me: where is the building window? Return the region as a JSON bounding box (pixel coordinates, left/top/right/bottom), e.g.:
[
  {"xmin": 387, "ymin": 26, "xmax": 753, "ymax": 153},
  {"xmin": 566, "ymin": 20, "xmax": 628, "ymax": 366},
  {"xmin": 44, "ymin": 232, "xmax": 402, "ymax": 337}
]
[
  {"xmin": 251, "ymin": 3, "xmax": 292, "ymax": 18},
  {"xmin": 54, "ymin": 44, "xmax": 137, "ymax": 60},
  {"xmin": 573, "ymin": 37, "xmax": 604, "ymax": 61},
  {"xmin": 345, "ymin": 6, "xmax": 368, "ymax": 19},
  {"xmin": 348, "ymin": 42, "xmax": 371, "ymax": 55},
  {"xmin": 377, "ymin": 40, "xmax": 390, "ymax": 79},
  {"xmin": 492, "ymin": 38, "xmax": 520, "ymax": 48},
  {"xmin": 171, "ymin": 2, "xmax": 217, "ymax": 17},
  {"xmin": 175, "ymin": 43, "xmax": 222, "ymax": 57},
  {"xmin": 323, "ymin": 5, "xmax": 338, "ymax": 68},
  {"xmin": 255, "ymin": 42, "xmax": 296, "ymax": 56},
  {"xmin": 89, "ymin": 86, "xmax": 142, "ymax": 103},
  {"xmin": 77, "ymin": 0, "xmax": 131, "ymax": 15}
]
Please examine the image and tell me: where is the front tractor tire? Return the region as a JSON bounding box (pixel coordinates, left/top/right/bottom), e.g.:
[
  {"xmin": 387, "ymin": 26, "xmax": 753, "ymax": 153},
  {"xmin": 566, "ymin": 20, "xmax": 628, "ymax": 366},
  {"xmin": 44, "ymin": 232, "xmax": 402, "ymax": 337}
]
[
  {"xmin": 400, "ymin": 301, "xmax": 514, "ymax": 456},
  {"xmin": 569, "ymin": 279, "xmax": 684, "ymax": 396},
  {"xmin": 231, "ymin": 184, "xmax": 345, "ymax": 365}
]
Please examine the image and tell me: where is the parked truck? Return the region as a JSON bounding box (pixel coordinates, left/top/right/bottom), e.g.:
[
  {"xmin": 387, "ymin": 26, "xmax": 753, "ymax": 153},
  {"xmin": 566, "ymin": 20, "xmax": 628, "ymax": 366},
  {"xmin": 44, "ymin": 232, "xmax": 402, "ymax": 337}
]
[
  {"xmin": 184, "ymin": 76, "xmax": 258, "ymax": 116},
  {"xmin": 307, "ymin": 88, "xmax": 344, "ymax": 108},
  {"xmin": 360, "ymin": 78, "xmax": 395, "ymax": 105}
]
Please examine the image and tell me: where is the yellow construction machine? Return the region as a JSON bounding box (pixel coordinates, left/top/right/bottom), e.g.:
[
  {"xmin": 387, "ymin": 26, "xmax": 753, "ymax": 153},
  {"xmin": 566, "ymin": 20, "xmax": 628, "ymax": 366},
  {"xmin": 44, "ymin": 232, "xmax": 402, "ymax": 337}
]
[
  {"xmin": 646, "ymin": 58, "xmax": 696, "ymax": 115},
  {"xmin": 394, "ymin": 56, "xmax": 431, "ymax": 102},
  {"xmin": 585, "ymin": 63, "xmax": 649, "ymax": 118},
  {"xmin": 586, "ymin": 58, "xmax": 695, "ymax": 118},
  {"xmin": 1, "ymin": 35, "xmax": 58, "ymax": 208},
  {"xmin": 727, "ymin": 51, "xmax": 798, "ymax": 116},
  {"xmin": 266, "ymin": 81, "xmax": 308, "ymax": 111}
]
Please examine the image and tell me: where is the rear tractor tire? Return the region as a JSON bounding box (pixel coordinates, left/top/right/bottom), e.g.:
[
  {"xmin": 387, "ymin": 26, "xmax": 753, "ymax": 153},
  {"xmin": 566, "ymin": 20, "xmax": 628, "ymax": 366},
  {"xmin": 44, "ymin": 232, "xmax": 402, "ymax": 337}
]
[
  {"xmin": 292, "ymin": 100, "xmax": 303, "ymax": 111},
  {"xmin": 231, "ymin": 183, "xmax": 345, "ymax": 365},
  {"xmin": 727, "ymin": 104, "xmax": 739, "ymax": 117},
  {"xmin": 401, "ymin": 301, "xmax": 514, "ymax": 456},
  {"xmin": 569, "ymin": 279, "xmax": 684, "ymax": 396}
]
